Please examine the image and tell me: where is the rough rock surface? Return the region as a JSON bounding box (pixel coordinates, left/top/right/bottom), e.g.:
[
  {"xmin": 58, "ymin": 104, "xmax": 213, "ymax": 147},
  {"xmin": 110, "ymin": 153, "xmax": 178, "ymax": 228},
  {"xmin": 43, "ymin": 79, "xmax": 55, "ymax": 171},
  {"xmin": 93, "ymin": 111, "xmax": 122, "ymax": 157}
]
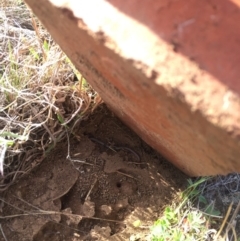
[{"xmin": 24, "ymin": 0, "xmax": 240, "ymax": 176}]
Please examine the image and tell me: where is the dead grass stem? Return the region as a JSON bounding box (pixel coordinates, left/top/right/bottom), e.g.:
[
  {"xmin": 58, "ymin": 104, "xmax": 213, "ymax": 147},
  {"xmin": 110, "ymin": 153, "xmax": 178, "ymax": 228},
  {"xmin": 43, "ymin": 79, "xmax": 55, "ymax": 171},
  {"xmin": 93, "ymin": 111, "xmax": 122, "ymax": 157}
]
[{"xmin": 0, "ymin": 0, "xmax": 102, "ymax": 192}]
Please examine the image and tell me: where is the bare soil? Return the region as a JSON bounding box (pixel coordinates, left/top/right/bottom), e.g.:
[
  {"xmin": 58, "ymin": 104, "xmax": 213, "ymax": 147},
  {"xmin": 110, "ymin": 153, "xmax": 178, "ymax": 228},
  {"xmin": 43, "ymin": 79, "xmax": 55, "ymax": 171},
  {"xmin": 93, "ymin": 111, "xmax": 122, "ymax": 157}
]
[{"xmin": 0, "ymin": 105, "xmax": 187, "ymax": 241}]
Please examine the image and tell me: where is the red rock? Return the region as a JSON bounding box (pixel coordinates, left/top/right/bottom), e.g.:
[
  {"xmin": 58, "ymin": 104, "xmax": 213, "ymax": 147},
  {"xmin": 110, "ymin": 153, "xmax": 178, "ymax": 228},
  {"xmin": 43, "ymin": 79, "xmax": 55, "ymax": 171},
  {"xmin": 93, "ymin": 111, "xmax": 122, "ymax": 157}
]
[{"xmin": 25, "ymin": 0, "xmax": 240, "ymax": 176}]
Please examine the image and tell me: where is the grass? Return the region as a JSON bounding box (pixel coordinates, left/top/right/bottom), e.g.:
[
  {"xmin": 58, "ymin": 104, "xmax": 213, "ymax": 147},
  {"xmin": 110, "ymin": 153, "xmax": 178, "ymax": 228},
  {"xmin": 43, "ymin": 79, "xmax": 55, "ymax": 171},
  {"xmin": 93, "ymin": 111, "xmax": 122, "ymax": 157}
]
[
  {"xmin": 0, "ymin": 0, "xmax": 102, "ymax": 191},
  {"xmin": 149, "ymin": 176, "xmax": 240, "ymax": 241},
  {"xmin": 150, "ymin": 178, "xmax": 214, "ymax": 241}
]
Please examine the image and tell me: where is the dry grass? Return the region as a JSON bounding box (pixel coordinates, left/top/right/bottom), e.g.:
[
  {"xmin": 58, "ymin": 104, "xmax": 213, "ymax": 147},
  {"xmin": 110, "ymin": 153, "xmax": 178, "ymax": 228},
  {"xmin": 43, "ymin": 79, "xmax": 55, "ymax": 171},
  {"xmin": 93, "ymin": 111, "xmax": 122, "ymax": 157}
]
[
  {"xmin": 0, "ymin": 0, "xmax": 102, "ymax": 192},
  {"xmin": 198, "ymin": 174, "xmax": 240, "ymax": 240},
  {"xmin": 151, "ymin": 176, "xmax": 240, "ymax": 241}
]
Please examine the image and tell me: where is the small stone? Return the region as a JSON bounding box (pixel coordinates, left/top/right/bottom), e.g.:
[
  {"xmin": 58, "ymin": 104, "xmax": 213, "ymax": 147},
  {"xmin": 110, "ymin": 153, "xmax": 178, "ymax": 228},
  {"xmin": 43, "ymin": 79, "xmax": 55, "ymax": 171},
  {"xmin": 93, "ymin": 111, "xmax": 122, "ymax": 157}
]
[
  {"xmin": 82, "ymin": 199, "xmax": 95, "ymax": 217},
  {"xmin": 100, "ymin": 205, "xmax": 112, "ymax": 215}
]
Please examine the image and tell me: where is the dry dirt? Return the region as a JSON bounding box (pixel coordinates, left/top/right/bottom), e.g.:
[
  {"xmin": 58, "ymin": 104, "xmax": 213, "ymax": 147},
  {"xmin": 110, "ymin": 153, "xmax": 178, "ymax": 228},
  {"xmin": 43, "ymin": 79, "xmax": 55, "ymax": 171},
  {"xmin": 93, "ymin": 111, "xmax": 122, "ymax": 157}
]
[{"xmin": 0, "ymin": 105, "xmax": 187, "ymax": 241}]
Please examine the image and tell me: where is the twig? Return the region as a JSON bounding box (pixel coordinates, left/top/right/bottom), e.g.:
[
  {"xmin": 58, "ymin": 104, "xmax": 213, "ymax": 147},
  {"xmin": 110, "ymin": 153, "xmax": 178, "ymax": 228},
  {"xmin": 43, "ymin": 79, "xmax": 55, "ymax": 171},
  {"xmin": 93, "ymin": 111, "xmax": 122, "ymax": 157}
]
[
  {"xmin": 85, "ymin": 178, "xmax": 97, "ymax": 201},
  {"xmin": 31, "ymin": 14, "xmax": 47, "ymax": 60},
  {"xmin": 61, "ymin": 97, "xmax": 83, "ymax": 125},
  {"xmin": 0, "ymin": 143, "xmax": 7, "ymax": 176},
  {"xmin": 0, "ymin": 196, "xmax": 123, "ymax": 223},
  {"xmin": 12, "ymin": 195, "xmax": 41, "ymax": 211},
  {"xmin": 197, "ymin": 209, "xmax": 223, "ymax": 219},
  {"xmin": 66, "ymin": 129, "xmax": 93, "ymax": 166},
  {"xmin": 49, "ymin": 220, "xmax": 85, "ymax": 233},
  {"xmin": 226, "ymin": 201, "xmax": 240, "ymax": 229},
  {"xmin": 0, "ymin": 212, "xmax": 123, "ymax": 223},
  {"xmin": 30, "ymin": 105, "xmax": 56, "ymax": 148},
  {"xmin": 116, "ymin": 171, "xmax": 137, "ymax": 180},
  {"xmin": 0, "ymin": 197, "xmax": 32, "ymax": 214},
  {"xmin": 231, "ymin": 226, "xmax": 238, "ymax": 241},
  {"xmin": 224, "ymin": 201, "xmax": 240, "ymax": 240},
  {"xmin": 127, "ymin": 161, "xmax": 146, "ymax": 165},
  {"xmin": 89, "ymin": 137, "xmax": 141, "ymax": 161},
  {"xmin": 0, "ymin": 212, "xmax": 65, "ymax": 219},
  {"xmin": 0, "ymin": 224, "xmax": 8, "ymax": 241},
  {"xmin": 214, "ymin": 202, "xmax": 233, "ymax": 240}
]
